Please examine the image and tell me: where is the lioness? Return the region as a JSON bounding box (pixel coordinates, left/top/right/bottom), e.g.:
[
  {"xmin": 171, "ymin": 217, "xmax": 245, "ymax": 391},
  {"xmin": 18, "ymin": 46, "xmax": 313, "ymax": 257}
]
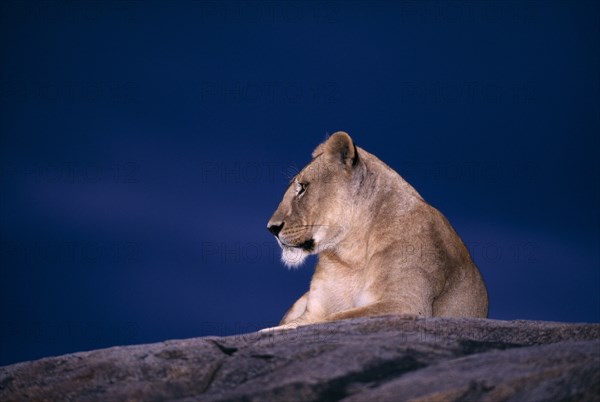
[{"xmin": 265, "ymin": 132, "xmax": 488, "ymax": 331}]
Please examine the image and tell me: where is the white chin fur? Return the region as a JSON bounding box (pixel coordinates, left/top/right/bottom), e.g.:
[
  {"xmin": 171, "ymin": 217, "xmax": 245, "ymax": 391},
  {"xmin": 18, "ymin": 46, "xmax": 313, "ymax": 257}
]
[{"xmin": 281, "ymin": 246, "xmax": 308, "ymax": 268}]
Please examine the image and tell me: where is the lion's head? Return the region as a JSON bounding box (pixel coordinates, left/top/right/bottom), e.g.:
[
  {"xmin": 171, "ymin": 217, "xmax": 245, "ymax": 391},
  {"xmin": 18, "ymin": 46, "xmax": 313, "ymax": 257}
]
[{"xmin": 267, "ymin": 132, "xmax": 363, "ymax": 267}]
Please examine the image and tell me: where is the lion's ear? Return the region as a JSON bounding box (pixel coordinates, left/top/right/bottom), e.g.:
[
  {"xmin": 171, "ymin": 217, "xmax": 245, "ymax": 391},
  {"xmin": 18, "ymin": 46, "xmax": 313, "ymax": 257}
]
[{"xmin": 324, "ymin": 131, "xmax": 358, "ymax": 168}]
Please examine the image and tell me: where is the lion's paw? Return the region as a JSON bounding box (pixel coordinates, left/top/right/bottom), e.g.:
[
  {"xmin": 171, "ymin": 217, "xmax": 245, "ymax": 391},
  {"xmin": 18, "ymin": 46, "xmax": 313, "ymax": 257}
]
[{"xmin": 258, "ymin": 323, "xmax": 299, "ymax": 333}]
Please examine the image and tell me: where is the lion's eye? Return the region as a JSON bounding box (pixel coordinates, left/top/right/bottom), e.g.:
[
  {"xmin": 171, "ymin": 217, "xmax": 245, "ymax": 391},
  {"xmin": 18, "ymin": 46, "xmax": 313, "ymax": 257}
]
[{"xmin": 296, "ymin": 182, "xmax": 307, "ymax": 196}]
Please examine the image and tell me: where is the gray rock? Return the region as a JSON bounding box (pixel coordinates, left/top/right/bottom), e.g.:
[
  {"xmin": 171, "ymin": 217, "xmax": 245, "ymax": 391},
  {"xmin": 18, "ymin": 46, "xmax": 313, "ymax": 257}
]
[{"xmin": 1, "ymin": 316, "xmax": 598, "ymax": 401}]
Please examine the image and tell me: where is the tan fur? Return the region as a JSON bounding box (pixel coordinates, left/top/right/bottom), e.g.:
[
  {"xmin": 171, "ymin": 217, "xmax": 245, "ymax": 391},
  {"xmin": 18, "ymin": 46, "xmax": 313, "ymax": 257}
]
[{"xmin": 263, "ymin": 132, "xmax": 488, "ymax": 331}]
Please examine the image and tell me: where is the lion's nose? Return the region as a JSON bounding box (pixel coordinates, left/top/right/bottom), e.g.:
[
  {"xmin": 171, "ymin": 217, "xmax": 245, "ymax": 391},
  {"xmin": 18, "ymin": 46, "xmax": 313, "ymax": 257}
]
[{"xmin": 267, "ymin": 222, "xmax": 284, "ymax": 236}]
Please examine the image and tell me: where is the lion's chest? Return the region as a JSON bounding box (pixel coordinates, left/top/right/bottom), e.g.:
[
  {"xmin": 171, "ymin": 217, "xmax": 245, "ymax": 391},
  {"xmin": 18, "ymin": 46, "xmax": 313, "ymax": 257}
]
[
  {"xmin": 308, "ymin": 264, "xmax": 371, "ymax": 315},
  {"xmin": 354, "ymin": 290, "xmax": 375, "ymax": 308}
]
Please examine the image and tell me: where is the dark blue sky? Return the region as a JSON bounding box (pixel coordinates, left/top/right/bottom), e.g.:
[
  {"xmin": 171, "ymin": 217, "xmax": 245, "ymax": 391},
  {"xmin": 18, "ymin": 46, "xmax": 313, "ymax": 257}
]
[{"xmin": 1, "ymin": 1, "xmax": 598, "ymax": 366}]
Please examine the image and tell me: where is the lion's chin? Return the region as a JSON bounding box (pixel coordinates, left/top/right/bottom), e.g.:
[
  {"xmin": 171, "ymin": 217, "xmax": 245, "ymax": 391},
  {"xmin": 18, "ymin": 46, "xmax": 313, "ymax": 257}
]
[
  {"xmin": 280, "ymin": 246, "xmax": 309, "ymax": 268},
  {"xmin": 280, "ymin": 246, "xmax": 307, "ymax": 268},
  {"xmin": 275, "ymin": 237, "xmax": 315, "ymax": 268}
]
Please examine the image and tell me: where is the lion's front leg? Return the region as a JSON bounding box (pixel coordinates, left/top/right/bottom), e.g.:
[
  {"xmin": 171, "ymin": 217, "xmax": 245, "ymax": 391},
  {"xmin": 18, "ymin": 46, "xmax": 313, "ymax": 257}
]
[
  {"xmin": 259, "ymin": 292, "xmax": 328, "ymax": 333},
  {"xmin": 258, "ymin": 315, "xmax": 314, "ymax": 333},
  {"xmin": 326, "ymin": 302, "xmax": 428, "ymax": 322},
  {"xmin": 259, "ymin": 293, "xmax": 311, "ymax": 333},
  {"xmin": 279, "ymin": 292, "xmax": 308, "ymax": 325}
]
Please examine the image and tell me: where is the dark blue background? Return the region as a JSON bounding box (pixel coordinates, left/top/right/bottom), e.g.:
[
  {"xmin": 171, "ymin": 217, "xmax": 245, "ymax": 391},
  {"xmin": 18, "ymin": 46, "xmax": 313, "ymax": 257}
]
[{"xmin": 1, "ymin": 1, "xmax": 598, "ymax": 366}]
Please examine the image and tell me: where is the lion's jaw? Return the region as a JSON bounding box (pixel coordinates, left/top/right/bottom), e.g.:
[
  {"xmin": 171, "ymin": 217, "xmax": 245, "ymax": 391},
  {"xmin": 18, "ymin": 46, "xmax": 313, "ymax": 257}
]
[{"xmin": 277, "ymin": 224, "xmax": 341, "ymax": 268}]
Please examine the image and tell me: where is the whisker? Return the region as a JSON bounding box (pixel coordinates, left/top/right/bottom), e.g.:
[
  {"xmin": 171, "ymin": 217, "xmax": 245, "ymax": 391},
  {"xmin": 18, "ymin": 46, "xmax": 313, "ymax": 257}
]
[
  {"xmin": 282, "ymin": 164, "xmax": 300, "ymax": 180},
  {"xmin": 297, "ymin": 224, "xmax": 339, "ymax": 228}
]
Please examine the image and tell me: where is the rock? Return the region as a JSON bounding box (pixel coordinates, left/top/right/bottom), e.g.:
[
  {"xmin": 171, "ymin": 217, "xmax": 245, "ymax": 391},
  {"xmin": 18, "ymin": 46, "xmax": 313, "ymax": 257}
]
[{"xmin": 1, "ymin": 316, "xmax": 598, "ymax": 401}]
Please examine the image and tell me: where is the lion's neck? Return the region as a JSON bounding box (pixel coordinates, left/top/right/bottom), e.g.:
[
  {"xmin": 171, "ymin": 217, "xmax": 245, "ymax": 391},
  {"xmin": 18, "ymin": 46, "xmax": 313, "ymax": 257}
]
[{"xmin": 317, "ymin": 221, "xmax": 373, "ymax": 271}]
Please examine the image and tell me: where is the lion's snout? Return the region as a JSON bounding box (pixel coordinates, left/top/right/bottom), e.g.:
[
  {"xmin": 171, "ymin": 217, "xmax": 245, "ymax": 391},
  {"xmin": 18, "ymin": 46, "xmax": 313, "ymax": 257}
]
[{"xmin": 267, "ymin": 221, "xmax": 284, "ymax": 237}]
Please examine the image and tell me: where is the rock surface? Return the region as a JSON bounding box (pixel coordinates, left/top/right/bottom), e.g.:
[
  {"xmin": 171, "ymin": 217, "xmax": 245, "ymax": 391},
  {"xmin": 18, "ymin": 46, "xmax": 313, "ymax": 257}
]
[{"xmin": 1, "ymin": 316, "xmax": 599, "ymax": 401}]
